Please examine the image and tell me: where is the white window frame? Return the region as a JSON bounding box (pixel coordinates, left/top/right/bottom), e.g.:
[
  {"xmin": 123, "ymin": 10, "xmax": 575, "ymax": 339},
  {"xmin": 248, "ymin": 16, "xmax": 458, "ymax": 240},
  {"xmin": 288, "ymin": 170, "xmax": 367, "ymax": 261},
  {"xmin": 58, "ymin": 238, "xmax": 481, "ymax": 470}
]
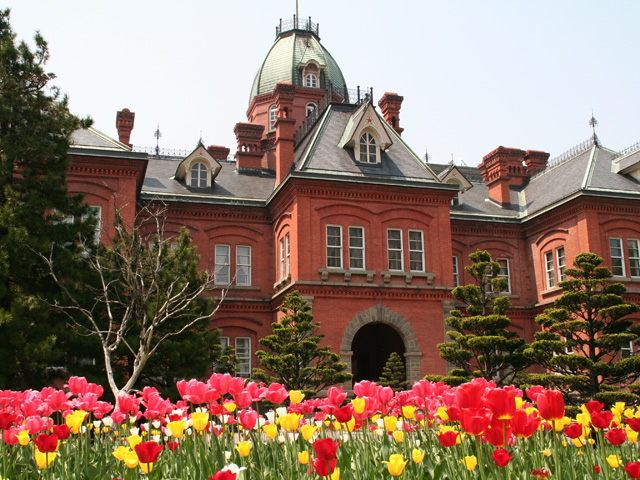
[
  {"xmin": 269, "ymin": 105, "xmax": 278, "ymax": 130},
  {"xmin": 304, "ymin": 73, "xmax": 318, "ymax": 88},
  {"xmin": 497, "ymin": 258, "xmax": 511, "ymax": 294},
  {"xmin": 622, "ymin": 340, "xmax": 634, "ymax": 359},
  {"xmin": 190, "ymin": 162, "xmax": 208, "ymax": 188},
  {"xmin": 235, "ymin": 337, "xmax": 251, "ymax": 378},
  {"xmin": 220, "ymin": 336, "xmax": 230, "ymax": 350},
  {"xmin": 359, "ymin": 132, "xmax": 378, "ymax": 164},
  {"xmin": 387, "ymin": 229, "xmax": 404, "ymax": 271},
  {"xmin": 215, "ymin": 245, "xmax": 230, "ymax": 285},
  {"xmin": 326, "ymin": 225, "xmax": 343, "ymax": 269},
  {"xmin": 348, "ymin": 226, "xmax": 365, "ymax": 270},
  {"xmin": 82, "ymin": 205, "xmax": 102, "ymax": 245},
  {"xmin": 285, "ymin": 233, "xmax": 290, "ymax": 276},
  {"xmin": 556, "ymin": 247, "xmax": 567, "ymax": 282},
  {"xmin": 306, "ymin": 103, "xmax": 317, "ymax": 117},
  {"xmin": 279, "ymin": 238, "xmax": 285, "ymax": 279},
  {"xmin": 610, "ymin": 238, "xmax": 625, "ymax": 277},
  {"xmin": 236, "ymin": 246, "xmax": 251, "ymax": 286},
  {"xmin": 628, "ymin": 239, "xmax": 640, "ymax": 278},
  {"xmin": 544, "ymin": 251, "xmax": 555, "ymax": 289},
  {"xmin": 408, "ymin": 230, "xmax": 425, "ymax": 272},
  {"xmin": 452, "ymin": 256, "xmax": 459, "ymax": 287}
]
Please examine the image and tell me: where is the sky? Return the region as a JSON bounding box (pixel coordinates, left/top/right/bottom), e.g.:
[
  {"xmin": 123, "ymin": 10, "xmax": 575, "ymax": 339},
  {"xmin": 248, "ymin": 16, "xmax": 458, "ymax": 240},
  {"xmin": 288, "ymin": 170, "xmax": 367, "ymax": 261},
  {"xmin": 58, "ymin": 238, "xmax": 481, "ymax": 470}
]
[{"xmin": 6, "ymin": 1, "xmax": 640, "ymax": 166}]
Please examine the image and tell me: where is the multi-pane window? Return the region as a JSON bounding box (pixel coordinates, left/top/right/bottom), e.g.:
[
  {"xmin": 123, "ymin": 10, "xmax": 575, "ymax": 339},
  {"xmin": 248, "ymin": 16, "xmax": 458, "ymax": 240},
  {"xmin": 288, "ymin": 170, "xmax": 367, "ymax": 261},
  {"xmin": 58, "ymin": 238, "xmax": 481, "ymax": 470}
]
[
  {"xmin": 497, "ymin": 258, "xmax": 511, "ymax": 294},
  {"xmin": 610, "ymin": 238, "xmax": 625, "ymax": 277},
  {"xmin": 556, "ymin": 247, "xmax": 567, "ymax": 282},
  {"xmin": 387, "ymin": 229, "xmax": 403, "ymax": 271},
  {"xmin": 408, "ymin": 230, "xmax": 424, "ymax": 272},
  {"xmin": 269, "ymin": 105, "xmax": 278, "ymax": 130},
  {"xmin": 348, "ymin": 227, "xmax": 365, "ymax": 269},
  {"xmin": 628, "ymin": 239, "xmax": 640, "ymax": 277},
  {"xmin": 215, "ymin": 245, "xmax": 230, "ymax": 284},
  {"xmin": 235, "ymin": 337, "xmax": 251, "ymax": 377},
  {"xmin": 359, "ymin": 133, "xmax": 377, "ymax": 163},
  {"xmin": 220, "ymin": 336, "xmax": 230, "ymax": 350},
  {"xmin": 278, "ymin": 234, "xmax": 291, "ymax": 280},
  {"xmin": 236, "ymin": 246, "xmax": 251, "ymax": 286},
  {"xmin": 190, "ymin": 162, "xmax": 208, "ymax": 188},
  {"xmin": 326, "ymin": 226, "xmax": 342, "ymax": 268},
  {"xmin": 544, "ymin": 251, "xmax": 555, "ymax": 289},
  {"xmin": 305, "ymin": 74, "xmax": 318, "ymax": 88},
  {"xmin": 82, "ymin": 205, "xmax": 102, "ymax": 244},
  {"xmin": 452, "ymin": 256, "xmax": 459, "ymax": 287},
  {"xmin": 622, "ymin": 341, "xmax": 635, "ymax": 359}
]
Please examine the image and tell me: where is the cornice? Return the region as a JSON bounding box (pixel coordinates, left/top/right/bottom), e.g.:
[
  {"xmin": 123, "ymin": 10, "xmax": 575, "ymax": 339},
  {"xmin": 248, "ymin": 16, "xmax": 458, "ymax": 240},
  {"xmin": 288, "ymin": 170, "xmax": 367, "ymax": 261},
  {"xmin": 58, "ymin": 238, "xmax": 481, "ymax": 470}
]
[{"xmin": 143, "ymin": 199, "xmax": 271, "ymax": 224}]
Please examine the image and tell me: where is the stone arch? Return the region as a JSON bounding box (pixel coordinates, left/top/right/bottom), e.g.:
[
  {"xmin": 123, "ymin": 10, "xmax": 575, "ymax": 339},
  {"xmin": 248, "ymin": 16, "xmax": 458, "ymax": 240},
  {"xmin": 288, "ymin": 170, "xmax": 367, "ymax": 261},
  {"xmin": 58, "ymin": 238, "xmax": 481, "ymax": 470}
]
[{"xmin": 340, "ymin": 304, "xmax": 422, "ymax": 389}]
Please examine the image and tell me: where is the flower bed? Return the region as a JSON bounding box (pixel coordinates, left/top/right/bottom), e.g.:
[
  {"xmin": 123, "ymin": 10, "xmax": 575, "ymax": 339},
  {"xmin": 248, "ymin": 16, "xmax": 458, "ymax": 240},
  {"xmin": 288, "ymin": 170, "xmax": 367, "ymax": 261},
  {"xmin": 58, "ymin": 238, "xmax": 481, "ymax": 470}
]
[{"xmin": 1, "ymin": 375, "xmax": 640, "ymax": 479}]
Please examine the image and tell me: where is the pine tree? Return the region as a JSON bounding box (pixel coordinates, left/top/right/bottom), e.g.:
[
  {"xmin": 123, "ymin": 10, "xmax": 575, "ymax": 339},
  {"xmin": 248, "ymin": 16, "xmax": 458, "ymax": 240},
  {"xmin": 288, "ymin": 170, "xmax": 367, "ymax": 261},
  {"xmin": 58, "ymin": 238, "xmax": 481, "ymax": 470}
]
[
  {"xmin": 0, "ymin": 9, "xmax": 93, "ymax": 388},
  {"xmin": 253, "ymin": 291, "xmax": 352, "ymax": 398},
  {"xmin": 436, "ymin": 250, "xmax": 530, "ymax": 386},
  {"xmin": 526, "ymin": 252, "xmax": 640, "ymax": 405},
  {"xmin": 378, "ymin": 352, "xmax": 410, "ymax": 392}
]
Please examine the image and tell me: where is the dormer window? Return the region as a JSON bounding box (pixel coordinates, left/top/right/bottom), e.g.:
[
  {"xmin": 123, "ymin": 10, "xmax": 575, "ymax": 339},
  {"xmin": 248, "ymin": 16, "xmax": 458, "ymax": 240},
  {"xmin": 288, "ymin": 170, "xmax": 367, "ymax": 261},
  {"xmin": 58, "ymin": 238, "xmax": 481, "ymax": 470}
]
[
  {"xmin": 306, "ymin": 103, "xmax": 317, "ymax": 117},
  {"xmin": 190, "ymin": 162, "xmax": 208, "ymax": 188},
  {"xmin": 359, "ymin": 132, "xmax": 377, "ymax": 163},
  {"xmin": 305, "ymin": 74, "xmax": 318, "ymax": 88},
  {"xmin": 269, "ymin": 105, "xmax": 278, "ymax": 130}
]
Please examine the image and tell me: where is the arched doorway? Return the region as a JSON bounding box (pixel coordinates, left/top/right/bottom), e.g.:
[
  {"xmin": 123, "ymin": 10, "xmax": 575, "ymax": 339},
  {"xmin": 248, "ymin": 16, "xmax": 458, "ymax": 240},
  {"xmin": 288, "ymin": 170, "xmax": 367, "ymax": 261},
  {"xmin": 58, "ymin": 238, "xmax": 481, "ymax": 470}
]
[{"xmin": 351, "ymin": 322, "xmax": 405, "ymax": 383}]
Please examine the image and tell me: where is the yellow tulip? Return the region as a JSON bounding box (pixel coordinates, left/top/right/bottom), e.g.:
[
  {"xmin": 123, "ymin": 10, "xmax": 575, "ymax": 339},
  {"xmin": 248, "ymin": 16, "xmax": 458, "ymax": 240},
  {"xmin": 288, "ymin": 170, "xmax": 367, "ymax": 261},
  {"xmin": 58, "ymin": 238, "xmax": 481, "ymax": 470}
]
[
  {"xmin": 65, "ymin": 410, "xmax": 87, "ymax": 434},
  {"xmin": 343, "ymin": 417, "xmax": 356, "ymax": 432},
  {"xmin": 112, "ymin": 446, "xmax": 131, "ymax": 461},
  {"xmin": 34, "ymin": 449, "xmax": 57, "ymax": 469},
  {"xmin": 613, "ymin": 402, "xmax": 626, "ymax": 415},
  {"xmin": 383, "ymin": 415, "xmax": 398, "ymax": 432},
  {"xmin": 462, "ymin": 455, "xmax": 477, "ymax": 471},
  {"xmin": 235, "ymin": 440, "xmax": 252, "ymax": 457},
  {"xmin": 352, "ymin": 398, "xmax": 366, "ymax": 415},
  {"xmin": 436, "ymin": 406, "xmax": 449, "ymax": 421},
  {"xmin": 289, "ymin": 390, "xmax": 305, "ymax": 404},
  {"xmin": 166, "ymin": 420, "xmax": 186, "ymax": 439},
  {"xmin": 542, "ymin": 449, "xmax": 551, "ymax": 457},
  {"xmin": 401, "ymin": 405, "xmax": 416, "ymax": 420},
  {"xmin": 515, "ymin": 397, "xmax": 525, "ymax": 410},
  {"xmin": 298, "ymin": 450, "xmax": 310, "ymax": 464},
  {"xmin": 393, "ymin": 431, "xmax": 404, "ymax": 443},
  {"xmin": 576, "ymin": 412, "xmax": 591, "ymax": 427},
  {"xmin": 192, "ymin": 411, "xmax": 209, "ymax": 432},
  {"xmin": 123, "ymin": 450, "xmax": 139, "ymax": 469},
  {"xmin": 140, "ymin": 461, "xmax": 153, "ymax": 474},
  {"xmin": 607, "ymin": 455, "xmax": 621, "ymax": 468},
  {"xmin": 412, "ymin": 448, "xmax": 425, "ymax": 464},
  {"xmin": 300, "ymin": 424, "xmax": 317, "ymax": 441},
  {"xmin": 16, "ymin": 430, "xmax": 30, "ymax": 446},
  {"xmin": 330, "ymin": 468, "xmax": 340, "ymax": 480},
  {"xmin": 263, "ymin": 424, "xmax": 278, "ymax": 439},
  {"xmin": 382, "ymin": 454, "xmax": 408, "ymax": 476},
  {"xmin": 127, "ymin": 434, "xmax": 142, "ymax": 449},
  {"xmin": 223, "ymin": 401, "xmax": 237, "ymax": 413},
  {"xmin": 627, "ymin": 427, "xmax": 639, "ymax": 443},
  {"xmin": 280, "ymin": 413, "xmax": 301, "ymax": 431},
  {"xmin": 553, "ymin": 416, "xmax": 571, "ymax": 432}
]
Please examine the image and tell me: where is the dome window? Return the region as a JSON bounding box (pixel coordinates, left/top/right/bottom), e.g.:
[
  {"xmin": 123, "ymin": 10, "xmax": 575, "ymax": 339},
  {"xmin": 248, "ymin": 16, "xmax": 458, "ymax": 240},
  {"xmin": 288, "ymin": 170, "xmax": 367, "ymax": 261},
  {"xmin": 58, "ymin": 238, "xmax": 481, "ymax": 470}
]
[
  {"xmin": 305, "ymin": 74, "xmax": 318, "ymax": 88},
  {"xmin": 269, "ymin": 105, "xmax": 278, "ymax": 130},
  {"xmin": 190, "ymin": 162, "xmax": 208, "ymax": 188},
  {"xmin": 359, "ymin": 132, "xmax": 378, "ymax": 164}
]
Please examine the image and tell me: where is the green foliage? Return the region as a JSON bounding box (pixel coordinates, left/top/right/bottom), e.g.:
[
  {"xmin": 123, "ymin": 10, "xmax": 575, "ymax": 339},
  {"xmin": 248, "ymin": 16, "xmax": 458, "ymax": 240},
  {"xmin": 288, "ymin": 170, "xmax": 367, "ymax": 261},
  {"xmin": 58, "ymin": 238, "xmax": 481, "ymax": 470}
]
[
  {"xmin": 437, "ymin": 250, "xmax": 531, "ymax": 386},
  {"xmin": 378, "ymin": 352, "xmax": 410, "ymax": 391},
  {"xmin": 253, "ymin": 291, "xmax": 352, "ymax": 398},
  {"xmin": 525, "ymin": 252, "xmax": 640, "ymax": 405},
  {"xmin": 0, "ymin": 9, "xmax": 93, "ymax": 389}
]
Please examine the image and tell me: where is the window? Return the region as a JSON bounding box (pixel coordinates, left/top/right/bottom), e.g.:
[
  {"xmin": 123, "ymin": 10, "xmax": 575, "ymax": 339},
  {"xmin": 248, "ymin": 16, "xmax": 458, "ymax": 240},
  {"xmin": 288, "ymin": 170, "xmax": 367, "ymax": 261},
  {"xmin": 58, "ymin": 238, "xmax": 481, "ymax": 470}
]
[
  {"xmin": 304, "ymin": 73, "xmax": 318, "ymax": 88},
  {"xmin": 348, "ymin": 227, "xmax": 365, "ymax": 270},
  {"xmin": 279, "ymin": 234, "xmax": 291, "ymax": 279},
  {"xmin": 408, "ymin": 230, "xmax": 424, "ymax": 272},
  {"xmin": 269, "ymin": 105, "xmax": 277, "ymax": 130},
  {"xmin": 359, "ymin": 133, "xmax": 377, "ymax": 163},
  {"xmin": 497, "ymin": 258, "xmax": 511, "ymax": 294},
  {"xmin": 236, "ymin": 246, "xmax": 251, "ymax": 286},
  {"xmin": 220, "ymin": 336, "xmax": 230, "ymax": 350},
  {"xmin": 387, "ymin": 229, "xmax": 403, "ymax": 271},
  {"xmin": 544, "ymin": 251, "xmax": 555, "ymax": 289},
  {"xmin": 215, "ymin": 245, "xmax": 230, "ymax": 284},
  {"xmin": 190, "ymin": 162, "xmax": 208, "ymax": 188},
  {"xmin": 622, "ymin": 341, "xmax": 635, "ymax": 359},
  {"xmin": 453, "ymin": 256, "xmax": 459, "ymax": 287},
  {"xmin": 306, "ymin": 103, "xmax": 317, "ymax": 117},
  {"xmin": 629, "ymin": 239, "xmax": 640, "ymax": 277},
  {"xmin": 610, "ymin": 238, "xmax": 625, "ymax": 277},
  {"xmin": 235, "ymin": 337, "xmax": 251, "ymax": 378},
  {"xmin": 556, "ymin": 247, "xmax": 567, "ymax": 282},
  {"xmin": 83, "ymin": 205, "xmax": 102, "ymax": 244},
  {"xmin": 326, "ymin": 226, "xmax": 342, "ymax": 268}
]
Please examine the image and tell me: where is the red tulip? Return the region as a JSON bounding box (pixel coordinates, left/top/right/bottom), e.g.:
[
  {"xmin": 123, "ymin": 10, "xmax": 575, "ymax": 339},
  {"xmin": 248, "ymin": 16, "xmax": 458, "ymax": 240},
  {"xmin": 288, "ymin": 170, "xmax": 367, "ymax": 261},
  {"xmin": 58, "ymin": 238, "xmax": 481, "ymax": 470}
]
[
  {"xmin": 564, "ymin": 422, "xmax": 584, "ymax": 439},
  {"xmin": 209, "ymin": 471, "xmax": 237, "ymax": 480},
  {"xmin": 266, "ymin": 383, "xmax": 288, "ymax": 404},
  {"xmin": 604, "ymin": 427, "xmax": 627, "ymax": 446},
  {"xmin": 590, "ymin": 410, "xmax": 613, "ymax": 429},
  {"xmin": 167, "ymin": 442, "xmax": 179, "ymax": 451},
  {"xmin": 334, "ymin": 404, "xmax": 354, "ymax": 424},
  {"xmin": 313, "ymin": 438, "xmax": 340, "ymax": 461},
  {"xmin": 594, "ymin": 465, "xmax": 601, "ymax": 474},
  {"xmin": 626, "ymin": 418, "xmax": 640, "ymax": 432},
  {"xmin": 455, "ymin": 382, "xmax": 486, "ymax": 409},
  {"xmin": 51, "ymin": 424, "xmax": 70, "ymax": 440},
  {"xmin": 531, "ymin": 467, "xmax": 549, "ymax": 479},
  {"xmin": 624, "ymin": 462, "xmax": 640, "ymax": 479},
  {"xmin": 459, "ymin": 407, "xmax": 493, "ymax": 436},
  {"xmin": 537, "ymin": 391, "xmax": 564, "ymax": 421},
  {"xmin": 490, "ymin": 448, "xmax": 513, "ymax": 467},
  {"xmin": 327, "ymin": 386, "xmax": 348, "ymax": 407},
  {"xmin": 34, "ymin": 433, "xmax": 58, "ymax": 453},
  {"xmin": 0, "ymin": 412, "xmax": 17, "ymax": 430},
  {"xmin": 584, "ymin": 400, "xmax": 604, "ymax": 414},
  {"xmin": 511, "ymin": 409, "xmax": 540, "ymax": 439},
  {"xmin": 437, "ymin": 430, "xmax": 459, "ymax": 447},
  {"xmin": 134, "ymin": 441, "xmax": 164, "ymax": 464},
  {"xmin": 313, "ymin": 457, "xmax": 338, "ymax": 476},
  {"xmin": 484, "ymin": 388, "xmax": 516, "ymax": 420},
  {"xmin": 238, "ymin": 409, "xmax": 258, "ymax": 430},
  {"xmin": 484, "ymin": 418, "xmax": 513, "ymax": 447}
]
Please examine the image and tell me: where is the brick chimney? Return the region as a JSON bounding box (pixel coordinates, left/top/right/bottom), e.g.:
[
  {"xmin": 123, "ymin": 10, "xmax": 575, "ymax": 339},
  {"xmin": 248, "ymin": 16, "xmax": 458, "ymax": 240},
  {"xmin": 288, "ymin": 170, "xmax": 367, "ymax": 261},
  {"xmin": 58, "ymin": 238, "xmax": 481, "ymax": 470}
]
[
  {"xmin": 524, "ymin": 150, "xmax": 550, "ymax": 176},
  {"xmin": 234, "ymin": 123, "xmax": 264, "ymax": 171},
  {"xmin": 378, "ymin": 92, "xmax": 404, "ymax": 136},
  {"xmin": 273, "ymin": 82, "xmax": 297, "ymax": 185},
  {"xmin": 115, "ymin": 108, "xmax": 135, "ymax": 147},
  {"xmin": 207, "ymin": 145, "xmax": 230, "ymax": 161}
]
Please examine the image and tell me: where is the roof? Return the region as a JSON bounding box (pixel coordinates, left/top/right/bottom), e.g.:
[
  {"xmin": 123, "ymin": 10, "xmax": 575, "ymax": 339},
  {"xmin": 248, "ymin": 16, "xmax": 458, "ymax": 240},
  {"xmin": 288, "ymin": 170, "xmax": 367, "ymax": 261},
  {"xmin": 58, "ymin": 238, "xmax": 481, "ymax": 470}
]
[
  {"xmin": 71, "ymin": 127, "xmax": 131, "ymax": 151},
  {"xmin": 249, "ymin": 29, "xmax": 348, "ymax": 105}
]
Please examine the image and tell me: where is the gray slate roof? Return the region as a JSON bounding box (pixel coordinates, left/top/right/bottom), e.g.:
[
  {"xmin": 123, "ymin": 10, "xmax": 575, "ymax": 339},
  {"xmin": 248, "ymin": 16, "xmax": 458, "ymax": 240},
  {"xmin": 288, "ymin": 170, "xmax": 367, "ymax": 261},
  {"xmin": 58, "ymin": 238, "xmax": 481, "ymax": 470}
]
[{"xmin": 71, "ymin": 127, "xmax": 130, "ymax": 151}]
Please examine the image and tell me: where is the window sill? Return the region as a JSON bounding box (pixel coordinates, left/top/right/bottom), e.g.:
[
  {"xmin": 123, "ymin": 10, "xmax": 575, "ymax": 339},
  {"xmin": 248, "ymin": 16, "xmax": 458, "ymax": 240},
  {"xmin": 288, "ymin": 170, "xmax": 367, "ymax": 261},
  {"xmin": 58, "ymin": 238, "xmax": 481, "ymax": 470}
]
[
  {"xmin": 612, "ymin": 276, "xmax": 640, "ymax": 283},
  {"xmin": 274, "ymin": 275, "xmax": 291, "ymax": 290},
  {"xmin": 380, "ymin": 271, "xmax": 436, "ymax": 285},
  {"xmin": 214, "ymin": 283, "xmax": 260, "ymax": 291},
  {"xmin": 540, "ymin": 286, "xmax": 562, "ymax": 296},
  {"xmin": 317, "ymin": 268, "xmax": 376, "ymax": 283}
]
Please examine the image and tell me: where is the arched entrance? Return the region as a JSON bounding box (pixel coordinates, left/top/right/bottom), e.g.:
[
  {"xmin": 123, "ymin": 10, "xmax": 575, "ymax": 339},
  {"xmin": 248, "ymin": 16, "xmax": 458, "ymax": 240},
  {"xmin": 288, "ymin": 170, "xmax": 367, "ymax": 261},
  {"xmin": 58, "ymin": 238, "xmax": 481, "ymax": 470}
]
[{"xmin": 351, "ymin": 322, "xmax": 405, "ymax": 383}]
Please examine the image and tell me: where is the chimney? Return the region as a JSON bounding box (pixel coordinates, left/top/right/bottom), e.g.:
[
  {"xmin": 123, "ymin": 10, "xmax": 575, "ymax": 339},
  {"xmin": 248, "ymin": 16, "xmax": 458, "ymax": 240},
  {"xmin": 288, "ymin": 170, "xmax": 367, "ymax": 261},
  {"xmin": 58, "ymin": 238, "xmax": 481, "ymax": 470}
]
[
  {"xmin": 207, "ymin": 145, "xmax": 230, "ymax": 161},
  {"xmin": 115, "ymin": 108, "xmax": 135, "ymax": 147},
  {"xmin": 378, "ymin": 92, "xmax": 404, "ymax": 136},
  {"xmin": 478, "ymin": 146, "xmax": 527, "ymax": 206},
  {"xmin": 273, "ymin": 83, "xmax": 297, "ymax": 185},
  {"xmin": 524, "ymin": 150, "xmax": 550, "ymax": 176},
  {"xmin": 233, "ymin": 123, "xmax": 264, "ymax": 171}
]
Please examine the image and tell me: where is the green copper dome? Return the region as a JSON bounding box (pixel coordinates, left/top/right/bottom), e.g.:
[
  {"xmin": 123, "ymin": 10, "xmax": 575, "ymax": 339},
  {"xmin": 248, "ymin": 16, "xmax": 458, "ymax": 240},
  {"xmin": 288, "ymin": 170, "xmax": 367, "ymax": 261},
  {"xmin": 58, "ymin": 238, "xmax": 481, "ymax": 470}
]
[{"xmin": 249, "ymin": 27, "xmax": 348, "ymax": 105}]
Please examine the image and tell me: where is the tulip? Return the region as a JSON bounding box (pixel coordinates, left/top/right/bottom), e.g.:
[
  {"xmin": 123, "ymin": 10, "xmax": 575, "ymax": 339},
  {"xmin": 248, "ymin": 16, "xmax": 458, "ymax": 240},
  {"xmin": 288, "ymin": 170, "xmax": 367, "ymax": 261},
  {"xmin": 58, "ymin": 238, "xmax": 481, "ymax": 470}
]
[
  {"xmin": 459, "ymin": 407, "xmax": 493, "ymax": 436},
  {"xmin": 401, "ymin": 405, "xmax": 416, "ymax": 420},
  {"xmin": 266, "ymin": 383, "xmax": 289, "ymax": 404},
  {"xmin": 34, "ymin": 449, "xmax": 57, "ymax": 469},
  {"xmin": 334, "ymin": 404, "xmax": 354, "ymax": 424},
  {"xmin": 438, "ymin": 430, "xmax": 459, "ymax": 447},
  {"xmin": 235, "ymin": 440, "xmax": 252, "ymax": 457},
  {"xmin": 484, "ymin": 388, "xmax": 516, "ymax": 420},
  {"xmin": 491, "ymin": 448, "xmax": 514, "ymax": 467},
  {"xmin": 191, "ymin": 411, "xmax": 210, "ymax": 432},
  {"xmin": 134, "ymin": 441, "xmax": 164, "ymax": 464},
  {"xmin": 531, "ymin": 467, "xmax": 549, "ymax": 479},
  {"xmin": 280, "ymin": 413, "xmax": 301, "ymax": 431},
  {"xmin": 327, "ymin": 386, "xmax": 348, "ymax": 407},
  {"xmin": 624, "ymin": 462, "xmax": 640, "ymax": 479},
  {"xmin": 591, "ymin": 410, "xmax": 613, "ymax": 429},
  {"xmin": 511, "ymin": 409, "xmax": 541, "ymax": 438},
  {"xmin": 0, "ymin": 412, "xmax": 17, "ymax": 430},
  {"xmin": 127, "ymin": 434, "xmax": 142, "ymax": 449},
  {"xmin": 382, "ymin": 454, "xmax": 408, "ymax": 476},
  {"xmin": 65, "ymin": 410, "xmax": 87, "ymax": 434},
  {"xmin": 314, "ymin": 457, "xmax": 338, "ymax": 476},
  {"xmin": 238, "ymin": 409, "xmax": 258, "ymax": 430},
  {"xmin": 300, "ymin": 424, "xmax": 318, "ymax": 441},
  {"xmin": 263, "ymin": 424, "xmax": 278, "ymax": 439},
  {"xmin": 52, "ymin": 424, "xmax": 70, "ymax": 440},
  {"xmin": 289, "ymin": 390, "xmax": 305, "ymax": 404},
  {"xmin": 607, "ymin": 455, "xmax": 621, "ymax": 469},
  {"xmin": 33, "ymin": 433, "xmax": 59, "ymax": 453},
  {"xmin": 584, "ymin": 400, "xmax": 604, "ymax": 414},
  {"xmin": 626, "ymin": 418, "xmax": 640, "ymax": 432},
  {"xmin": 209, "ymin": 471, "xmax": 236, "ymax": 480},
  {"xmin": 604, "ymin": 427, "xmax": 627, "ymax": 446},
  {"xmin": 166, "ymin": 420, "xmax": 186, "ymax": 439},
  {"xmin": 461, "ymin": 455, "xmax": 477, "ymax": 471},
  {"xmin": 412, "ymin": 448, "xmax": 425, "ymax": 463},
  {"xmin": 393, "ymin": 430, "xmax": 404, "ymax": 442},
  {"xmin": 16, "ymin": 430, "xmax": 30, "ymax": 446},
  {"xmin": 298, "ymin": 451, "xmax": 310, "ymax": 465},
  {"xmin": 313, "ymin": 437, "xmax": 340, "ymax": 461},
  {"xmin": 383, "ymin": 415, "xmax": 399, "ymax": 432},
  {"xmin": 351, "ymin": 397, "xmax": 366, "ymax": 415},
  {"xmin": 537, "ymin": 390, "xmax": 564, "ymax": 421}
]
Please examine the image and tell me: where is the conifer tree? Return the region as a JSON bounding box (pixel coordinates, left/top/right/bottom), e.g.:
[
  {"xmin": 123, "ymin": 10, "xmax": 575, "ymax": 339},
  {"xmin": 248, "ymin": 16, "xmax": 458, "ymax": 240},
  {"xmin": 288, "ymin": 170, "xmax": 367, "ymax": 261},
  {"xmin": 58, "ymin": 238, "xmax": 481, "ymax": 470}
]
[
  {"xmin": 526, "ymin": 252, "xmax": 640, "ymax": 405},
  {"xmin": 378, "ymin": 352, "xmax": 410, "ymax": 392},
  {"xmin": 436, "ymin": 250, "xmax": 530, "ymax": 386},
  {"xmin": 253, "ymin": 291, "xmax": 352, "ymax": 398}
]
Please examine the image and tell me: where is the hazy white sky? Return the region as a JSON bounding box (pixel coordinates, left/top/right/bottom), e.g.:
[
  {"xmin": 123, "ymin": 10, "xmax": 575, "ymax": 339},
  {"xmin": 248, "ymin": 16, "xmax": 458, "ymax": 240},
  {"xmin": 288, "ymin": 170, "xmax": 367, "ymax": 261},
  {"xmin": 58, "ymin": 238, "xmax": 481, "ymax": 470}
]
[{"xmin": 6, "ymin": 1, "xmax": 640, "ymax": 166}]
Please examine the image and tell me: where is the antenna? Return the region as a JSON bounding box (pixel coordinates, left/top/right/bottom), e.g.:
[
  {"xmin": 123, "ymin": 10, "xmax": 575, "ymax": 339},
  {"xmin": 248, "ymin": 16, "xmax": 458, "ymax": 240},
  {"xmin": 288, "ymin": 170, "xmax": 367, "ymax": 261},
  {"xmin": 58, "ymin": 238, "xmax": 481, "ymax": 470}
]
[
  {"xmin": 589, "ymin": 112, "xmax": 599, "ymax": 146},
  {"xmin": 154, "ymin": 123, "xmax": 162, "ymax": 156},
  {"xmin": 295, "ymin": 0, "xmax": 299, "ymax": 28}
]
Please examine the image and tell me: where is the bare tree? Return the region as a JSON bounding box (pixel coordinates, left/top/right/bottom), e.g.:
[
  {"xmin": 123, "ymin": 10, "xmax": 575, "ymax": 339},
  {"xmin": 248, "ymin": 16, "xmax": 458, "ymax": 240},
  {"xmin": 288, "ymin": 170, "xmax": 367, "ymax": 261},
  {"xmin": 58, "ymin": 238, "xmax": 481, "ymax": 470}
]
[{"xmin": 40, "ymin": 204, "xmax": 225, "ymax": 399}]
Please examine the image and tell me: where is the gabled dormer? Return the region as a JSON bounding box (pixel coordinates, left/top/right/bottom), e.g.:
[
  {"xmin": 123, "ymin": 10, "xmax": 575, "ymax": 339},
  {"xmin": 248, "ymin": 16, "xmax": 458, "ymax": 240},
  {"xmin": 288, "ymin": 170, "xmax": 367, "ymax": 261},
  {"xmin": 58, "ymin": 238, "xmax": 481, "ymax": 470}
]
[
  {"xmin": 338, "ymin": 102, "xmax": 393, "ymax": 165},
  {"xmin": 437, "ymin": 165, "xmax": 474, "ymax": 205},
  {"xmin": 175, "ymin": 142, "xmax": 222, "ymax": 189}
]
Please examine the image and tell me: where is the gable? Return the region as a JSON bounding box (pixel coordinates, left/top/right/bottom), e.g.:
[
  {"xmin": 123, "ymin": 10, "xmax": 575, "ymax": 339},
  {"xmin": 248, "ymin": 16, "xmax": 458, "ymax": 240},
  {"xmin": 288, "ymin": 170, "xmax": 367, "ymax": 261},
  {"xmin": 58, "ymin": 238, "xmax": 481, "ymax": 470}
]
[{"xmin": 174, "ymin": 143, "xmax": 222, "ymax": 188}]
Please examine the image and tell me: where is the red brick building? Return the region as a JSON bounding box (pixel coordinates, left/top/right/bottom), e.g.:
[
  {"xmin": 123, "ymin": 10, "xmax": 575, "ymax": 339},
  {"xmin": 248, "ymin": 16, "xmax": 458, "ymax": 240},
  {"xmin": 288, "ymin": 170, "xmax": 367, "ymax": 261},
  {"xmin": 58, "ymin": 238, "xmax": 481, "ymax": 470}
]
[{"xmin": 66, "ymin": 17, "xmax": 640, "ymax": 389}]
